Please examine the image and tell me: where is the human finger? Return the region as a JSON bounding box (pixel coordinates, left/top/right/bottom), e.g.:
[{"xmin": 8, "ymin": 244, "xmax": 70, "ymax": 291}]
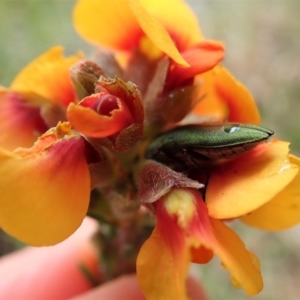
[
  {"xmin": 73, "ymin": 274, "xmax": 208, "ymax": 300},
  {"xmin": 0, "ymin": 218, "xmax": 101, "ymax": 300}
]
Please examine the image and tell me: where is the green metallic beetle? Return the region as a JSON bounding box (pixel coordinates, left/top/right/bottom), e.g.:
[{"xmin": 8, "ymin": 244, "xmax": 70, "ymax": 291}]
[{"xmin": 146, "ymin": 123, "xmax": 274, "ymax": 170}]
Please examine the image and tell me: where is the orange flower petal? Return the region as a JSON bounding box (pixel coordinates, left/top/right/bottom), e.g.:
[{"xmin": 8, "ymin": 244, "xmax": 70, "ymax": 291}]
[
  {"xmin": 192, "ymin": 198, "xmax": 263, "ymax": 296},
  {"xmin": 137, "ymin": 227, "xmax": 189, "ymax": 300},
  {"xmin": 191, "ymin": 245, "xmax": 214, "ymax": 264},
  {"xmin": 0, "ymin": 126, "xmax": 90, "ymax": 246},
  {"xmin": 240, "ymin": 154, "xmax": 300, "ymax": 230},
  {"xmin": 166, "ymin": 41, "xmax": 224, "ymax": 91},
  {"xmin": 95, "ymin": 76, "xmax": 144, "ymax": 125},
  {"xmin": 214, "ymin": 66, "xmax": 261, "ymax": 124},
  {"xmin": 208, "ymin": 219, "xmax": 263, "ymax": 295},
  {"xmin": 73, "ymin": 0, "xmax": 143, "ymax": 50},
  {"xmin": 11, "ymin": 46, "xmax": 82, "ymax": 107},
  {"xmin": 192, "ymin": 72, "xmax": 228, "ymax": 120},
  {"xmin": 193, "ymin": 66, "xmax": 260, "ymax": 124},
  {"xmin": 67, "ymin": 94, "xmax": 134, "ymax": 138},
  {"xmin": 127, "ymin": 0, "xmax": 188, "ymax": 66},
  {"xmin": 0, "ymin": 88, "xmax": 47, "ymax": 150},
  {"xmin": 206, "ymin": 139, "xmax": 299, "ymax": 219},
  {"xmin": 74, "ymin": 0, "xmax": 200, "ymax": 65},
  {"xmin": 138, "ymin": 0, "xmax": 202, "ymax": 51}
]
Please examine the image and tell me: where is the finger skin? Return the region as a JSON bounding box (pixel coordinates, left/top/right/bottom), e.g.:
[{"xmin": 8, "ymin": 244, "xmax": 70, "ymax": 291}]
[
  {"xmin": 72, "ymin": 275, "xmax": 145, "ymax": 300},
  {"xmin": 73, "ymin": 275, "xmax": 207, "ymax": 300},
  {"xmin": 186, "ymin": 276, "xmax": 208, "ymax": 300},
  {"xmin": 0, "ymin": 218, "xmax": 101, "ymax": 300}
]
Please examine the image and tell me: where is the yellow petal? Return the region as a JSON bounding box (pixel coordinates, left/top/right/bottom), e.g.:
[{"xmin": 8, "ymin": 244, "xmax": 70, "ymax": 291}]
[
  {"xmin": 213, "ymin": 66, "xmax": 261, "ymax": 124},
  {"xmin": 209, "ymin": 219, "xmax": 263, "ymax": 296},
  {"xmin": 241, "ymin": 155, "xmax": 300, "ymax": 230},
  {"xmin": 191, "ymin": 198, "xmax": 263, "ymax": 295},
  {"xmin": 0, "ymin": 126, "xmax": 90, "ymax": 246},
  {"xmin": 127, "ymin": 0, "xmax": 188, "ymax": 66},
  {"xmin": 207, "ymin": 139, "xmax": 299, "ymax": 219},
  {"xmin": 137, "ymin": 227, "xmax": 189, "ymax": 300},
  {"xmin": 193, "ymin": 66, "xmax": 261, "ymax": 124},
  {"xmin": 139, "ymin": 0, "xmax": 202, "ymax": 50},
  {"xmin": 11, "ymin": 46, "xmax": 82, "ymax": 107},
  {"xmin": 74, "ymin": 0, "xmax": 200, "ymax": 65},
  {"xmin": 74, "ymin": 0, "xmax": 142, "ymax": 50}
]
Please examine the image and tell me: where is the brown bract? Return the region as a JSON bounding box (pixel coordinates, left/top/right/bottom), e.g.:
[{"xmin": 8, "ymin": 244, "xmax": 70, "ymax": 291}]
[{"xmin": 137, "ymin": 160, "xmax": 203, "ymax": 213}]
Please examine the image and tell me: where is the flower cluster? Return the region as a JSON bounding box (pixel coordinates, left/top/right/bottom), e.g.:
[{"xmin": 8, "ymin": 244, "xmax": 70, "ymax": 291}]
[{"xmin": 1, "ymin": 0, "xmax": 300, "ymax": 299}]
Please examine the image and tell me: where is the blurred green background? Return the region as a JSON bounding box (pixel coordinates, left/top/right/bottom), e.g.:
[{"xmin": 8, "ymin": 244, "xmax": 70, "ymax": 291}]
[{"xmin": 0, "ymin": 0, "xmax": 300, "ymax": 299}]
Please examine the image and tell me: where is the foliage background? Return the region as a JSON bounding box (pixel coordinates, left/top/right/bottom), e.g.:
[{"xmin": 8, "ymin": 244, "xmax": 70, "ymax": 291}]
[{"xmin": 1, "ymin": 0, "xmax": 300, "ymax": 299}]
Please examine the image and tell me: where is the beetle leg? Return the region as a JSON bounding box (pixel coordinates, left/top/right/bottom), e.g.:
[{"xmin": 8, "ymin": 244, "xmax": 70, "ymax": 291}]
[{"xmin": 183, "ymin": 149, "xmax": 210, "ymax": 201}]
